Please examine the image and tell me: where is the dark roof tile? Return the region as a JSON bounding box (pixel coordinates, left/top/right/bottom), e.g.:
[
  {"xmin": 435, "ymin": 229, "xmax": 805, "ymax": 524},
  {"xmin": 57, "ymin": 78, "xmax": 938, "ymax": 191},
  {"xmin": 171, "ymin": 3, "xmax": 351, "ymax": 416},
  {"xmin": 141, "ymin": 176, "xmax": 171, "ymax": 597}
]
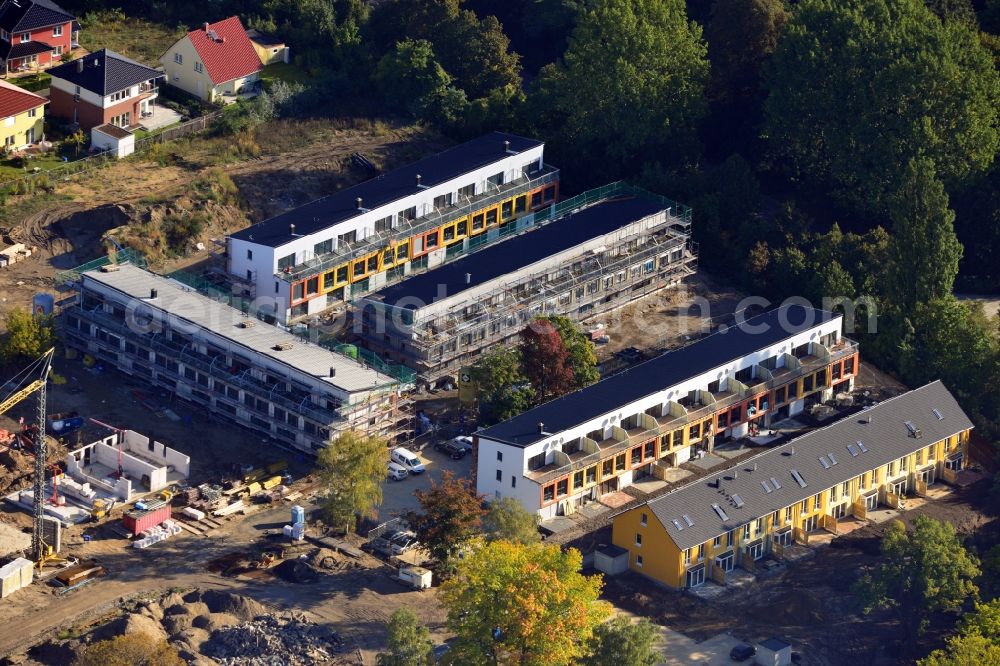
[{"xmin": 48, "ymin": 48, "xmax": 160, "ymax": 96}]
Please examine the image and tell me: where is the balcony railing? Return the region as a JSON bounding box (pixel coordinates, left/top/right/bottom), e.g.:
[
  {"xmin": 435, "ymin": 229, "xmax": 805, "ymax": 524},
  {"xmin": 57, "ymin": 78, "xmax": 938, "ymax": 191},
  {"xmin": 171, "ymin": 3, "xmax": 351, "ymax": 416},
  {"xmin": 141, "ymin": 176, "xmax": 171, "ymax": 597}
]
[{"xmin": 278, "ymin": 167, "xmax": 560, "ymax": 282}]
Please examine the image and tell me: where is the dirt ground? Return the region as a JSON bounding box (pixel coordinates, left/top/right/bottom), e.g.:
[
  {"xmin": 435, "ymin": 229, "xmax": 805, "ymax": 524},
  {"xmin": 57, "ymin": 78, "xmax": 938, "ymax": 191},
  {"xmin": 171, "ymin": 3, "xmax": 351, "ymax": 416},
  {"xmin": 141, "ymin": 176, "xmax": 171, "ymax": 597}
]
[{"xmin": 605, "ymin": 479, "xmax": 997, "ymax": 666}]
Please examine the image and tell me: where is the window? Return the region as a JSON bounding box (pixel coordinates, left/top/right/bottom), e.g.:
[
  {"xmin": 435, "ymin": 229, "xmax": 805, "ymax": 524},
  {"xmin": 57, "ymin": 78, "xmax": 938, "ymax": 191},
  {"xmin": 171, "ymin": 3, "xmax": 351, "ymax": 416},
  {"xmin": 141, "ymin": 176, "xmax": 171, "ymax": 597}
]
[
  {"xmin": 496, "ymin": 451, "xmax": 503, "ymax": 462},
  {"xmin": 785, "ymin": 506, "xmax": 793, "ymax": 522},
  {"xmin": 813, "ymin": 494, "xmax": 821, "ymax": 510},
  {"xmin": 110, "ymin": 88, "xmax": 133, "ymax": 102},
  {"xmin": 110, "ymin": 112, "xmax": 131, "ymax": 127},
  {"xmin": 194, "ymin": 61, "xmax": 204, "ymax": 74},
  {"xmin": 743, "ymin": 524, "xmax": 750, "ymax": 539},
  {"xmin": 246, "ymin": 249, "xmax": 253, "ymax": 260},
  {"xmin": 713, "ymin": 535, "xmax": 721, "ymax": 547},
  {"xmin": 27, "ymin": 108, "xmax": 36, "ymax": 118},
  {"xmin": 398, "ymin": 206, "xmax": 417, "ymax": 222},
  {"xmin": 511, "ymin": 476, "xmax": 516, "ymax": 488},
  {"xmin": 375, "ymin": 215, "xmax": 393, "ymax": 233},
  {"xmin": 277, "ymin": 253, "xmax": 295, "ymax": 271},
  {"xmin": 19, "ymin": 32, "xmax": 29, "ymax": 42},
  {"xmin": 53, "ymin": 25, "xmax": 63, "ymax": 37},
  {"xmin": 697, "ymin": 544, "xmax": 705, "ymax": 560},
  {"xmin": 496, "ymin": 469, "xmax": 502, "ymax": 481},
  {"xmin": 573, "ymin": 471, "xmax": 583, "ymax": 489},
  {"xmin": 487, "ymin": 172, "xmax": 505, "ymax": 188},
  {"xmin": 433, "ymin": 193, "xmax": 452, "ymax": 209},
  {"xmin": 556, "ymin": 479, "xmax": 568, "ymax": 496},
  {"xmin": 543, "ymin": 485, "xmax": 554, "ymax": 502},
  {"xmin": 727, "ymin": 530, "xmax": 734, "ymax": 547},
  {"xmin": 842, "ymin": 481, "xmax": 850, "ymax": 496},
  {"xmin": 636, "ymin": 554, "xmax": 643, "ymax": 567},
  {"xmin": 684, "ymin": 548, "xmax": 691, "ymax": 565},
  {"xmin": 755, "ymin": 518, "xmax": 764, "ymax": 533},
  {"xmin": 830, "ymin": 487, "xmax": 837, "ymax": 502},
  {"xmin": 640, "ymin": 513, "xmax": 647, "ymax": 527},
  {"xmin": 274, "ymin": 281, "xmax": 279, "ymax": 293},
  {"xmin": 635, "ymin": 533, "xmax": 642, "ymax": 547},
  {"xmin": 888, "ymin": 461, "xmax": 896, "ymax": 476},
  {"xmin": 174, "ymin": 52, "xmax": 183, "ymax": 64},
  {"xmin": 314, "ymin": 239, "xmax": 333, "ymax": 256}
]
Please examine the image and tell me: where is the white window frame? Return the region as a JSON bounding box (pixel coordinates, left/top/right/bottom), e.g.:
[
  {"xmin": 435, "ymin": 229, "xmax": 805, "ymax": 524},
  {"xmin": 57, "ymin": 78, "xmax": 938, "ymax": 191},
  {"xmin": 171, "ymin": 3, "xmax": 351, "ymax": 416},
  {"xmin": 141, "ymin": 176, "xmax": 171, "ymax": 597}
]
[
  {"xmin": 194, "ymin": 61, "xmax": 203, "ymax": 74},
  {"xmin": 19, "ymin": 32, "xmax": 30, "ymax": 42},
  {"xmin": 174, "ymin": 52, "xmax": 182, "ymax": 64},
  {"xmin": 27, "ymin": 108, "xmax": 36, "ymax": 118},
  {"xmin": 53, "ymin": 25, "xmax": 63, "ymax": 37}
]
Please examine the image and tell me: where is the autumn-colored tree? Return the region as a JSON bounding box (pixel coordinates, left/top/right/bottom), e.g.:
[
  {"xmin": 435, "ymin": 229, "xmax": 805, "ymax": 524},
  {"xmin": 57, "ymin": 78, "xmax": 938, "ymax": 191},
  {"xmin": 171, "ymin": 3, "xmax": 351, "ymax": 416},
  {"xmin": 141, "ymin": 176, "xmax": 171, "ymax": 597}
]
[
  {"xmin": 544, "ymin": 316, "xmax": 599, "ymax": 390},
  {"xmin": 408, "ymin": 470, "xmax": 486, "ymax": 572},
  {"xmin": 317, "ymin": 431, "xmax": 389, "ymax": 533},
  {"xmin": 520, "ymin": 318, "xmax": 574, "ymax": 402},
  {"xmin": 76, "ymin": 633, "xmax": 183, "ymax": 666},
  {"xmin": 440, "ymin": 541, "xmax": 611, "ymax": 666}
]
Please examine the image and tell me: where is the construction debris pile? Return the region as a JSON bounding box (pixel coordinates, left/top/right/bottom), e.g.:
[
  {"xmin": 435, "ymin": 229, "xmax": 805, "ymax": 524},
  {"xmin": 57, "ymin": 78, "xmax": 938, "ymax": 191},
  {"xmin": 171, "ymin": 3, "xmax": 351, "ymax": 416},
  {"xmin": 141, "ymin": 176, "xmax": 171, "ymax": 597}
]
[{"xmin": 203, "ymin": 614, "xmax": 343, "ymax": 665}]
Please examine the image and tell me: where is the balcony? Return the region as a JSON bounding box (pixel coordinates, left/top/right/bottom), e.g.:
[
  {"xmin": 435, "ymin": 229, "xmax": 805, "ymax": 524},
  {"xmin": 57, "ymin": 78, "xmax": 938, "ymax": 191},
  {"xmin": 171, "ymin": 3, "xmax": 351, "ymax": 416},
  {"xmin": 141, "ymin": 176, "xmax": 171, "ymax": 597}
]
[{"xmin": 278, "ymin": 167, "xmax": 561, "ymax": 282}]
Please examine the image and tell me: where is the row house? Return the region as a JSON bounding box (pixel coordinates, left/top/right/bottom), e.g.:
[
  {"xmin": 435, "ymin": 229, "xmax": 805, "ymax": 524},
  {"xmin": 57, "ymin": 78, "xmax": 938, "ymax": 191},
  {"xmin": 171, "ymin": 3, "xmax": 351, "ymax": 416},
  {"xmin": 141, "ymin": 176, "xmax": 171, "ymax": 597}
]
[
  {"xmin": 0, "ymin": 0, "xmax": 76, "ymax": 75},
  {"xmin": 47, "ymin": 49, "xmax": 161, "ymax": 131},
  {"xmin": 0, "ymin": 76, "xmax": 44, "ymax": 149},
  {"xmin": 226, "ymin": 132, "xmax": 557, "ymax": 325},
  {"xmin": 63, "ymin": 263, "xmax": 411, "ymax": 454},
  {"xmin": 358, "ymin": 186, "xmax": 695, "ymax": 385},
  {"xmin": 474, "ymin": 304, "xmax": 859, "ymax": 519},
  {"xmin": 611, "ymin": 382, "xmax": 972, "ymax": 589}
]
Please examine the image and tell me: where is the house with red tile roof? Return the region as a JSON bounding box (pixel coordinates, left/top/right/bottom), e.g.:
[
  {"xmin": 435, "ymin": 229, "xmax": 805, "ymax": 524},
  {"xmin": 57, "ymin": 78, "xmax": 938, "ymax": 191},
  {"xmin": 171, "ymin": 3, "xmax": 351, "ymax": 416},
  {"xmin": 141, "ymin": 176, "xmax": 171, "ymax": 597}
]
[
  {"xmin": 158, "ymin": 16, "xmax": 262, "ymax": 103},
  {"xmin": 0, "ymin": 77, "xmax": 45, "ymax": 150}
]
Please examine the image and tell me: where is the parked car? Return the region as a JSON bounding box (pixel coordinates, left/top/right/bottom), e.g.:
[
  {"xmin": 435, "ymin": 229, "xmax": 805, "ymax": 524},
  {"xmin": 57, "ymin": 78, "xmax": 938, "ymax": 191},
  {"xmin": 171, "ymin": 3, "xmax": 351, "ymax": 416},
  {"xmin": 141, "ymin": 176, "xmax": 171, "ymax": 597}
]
[
  {"xmin": 730, "ymin": 643, "xmax": 756, "ymax": 662},
  {"xmin": 452, "ymin": 435, "xmax": 473, "ymax": 453},
  {"xmin": 387, "ymin": 462, "xmax": 409, "ymax": 481},
  {"xmin": 434, "ymin": 440, "xmax": 467, "ymax": 460},
  {"xmin": 390, "ymin": 531, "xmax": 420, "ymax": 555},
  {"xmin": 391, "ymin": 447, "xmax": 426, "ymax": 474}
]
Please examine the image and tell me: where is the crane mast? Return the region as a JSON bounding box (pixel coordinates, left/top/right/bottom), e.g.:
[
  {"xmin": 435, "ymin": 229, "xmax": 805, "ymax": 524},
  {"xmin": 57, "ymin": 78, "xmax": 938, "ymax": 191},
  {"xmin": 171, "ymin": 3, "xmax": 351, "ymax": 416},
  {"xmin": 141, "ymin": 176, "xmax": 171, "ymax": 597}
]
[{"xmin": 30, "ymin": 350, "xmax": 53, "ymax": 562}]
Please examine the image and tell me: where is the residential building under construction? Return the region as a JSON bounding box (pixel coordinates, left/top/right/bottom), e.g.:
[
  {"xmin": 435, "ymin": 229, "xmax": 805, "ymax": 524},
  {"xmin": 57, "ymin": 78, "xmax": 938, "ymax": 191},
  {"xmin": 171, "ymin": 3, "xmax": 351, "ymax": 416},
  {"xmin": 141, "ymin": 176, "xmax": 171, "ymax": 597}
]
[
  {"xmin": 356, "ymin": 183, "xmax": 697, "ymax": 385},
  {"xmin": 63, "ymin": 263, "xmax": 412, "ymax": 454}
]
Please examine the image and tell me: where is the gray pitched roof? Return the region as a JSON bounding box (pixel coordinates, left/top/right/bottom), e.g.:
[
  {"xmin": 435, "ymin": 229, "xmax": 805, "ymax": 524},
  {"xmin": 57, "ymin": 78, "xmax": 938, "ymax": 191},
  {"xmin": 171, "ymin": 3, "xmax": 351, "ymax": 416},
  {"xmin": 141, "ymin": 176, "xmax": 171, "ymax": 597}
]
[
  {"xmin": 48, "ymin": 49, "xmax": 160, "ymax": 96},
  {"xmin": 643, "ymin": 381, "xmax": 972, "ymax": 551},
  {"xmin": 0, "ymin": 0, "xmax": 74, "ymax": 33}
]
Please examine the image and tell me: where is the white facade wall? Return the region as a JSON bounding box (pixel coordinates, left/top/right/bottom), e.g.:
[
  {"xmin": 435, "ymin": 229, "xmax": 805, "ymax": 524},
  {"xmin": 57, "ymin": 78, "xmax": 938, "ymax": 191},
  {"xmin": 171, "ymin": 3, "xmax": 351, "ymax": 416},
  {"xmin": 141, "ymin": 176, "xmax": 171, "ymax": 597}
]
[
  {"xmin": 49, "ymin": 75, "xmax": 102, "ymax": 106},
  {"xmin": 476, "ymin": 315, "xmax": 844, "ymax": 517},
  {"xmin": 227, "ymin": 145, "xmax": 545, "ymax": 307}
]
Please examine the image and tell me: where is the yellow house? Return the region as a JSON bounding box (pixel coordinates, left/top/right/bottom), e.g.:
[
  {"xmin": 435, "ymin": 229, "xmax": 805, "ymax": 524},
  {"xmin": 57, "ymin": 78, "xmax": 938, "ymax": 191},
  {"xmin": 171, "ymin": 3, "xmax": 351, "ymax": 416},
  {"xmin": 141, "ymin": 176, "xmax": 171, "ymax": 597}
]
[
  {"xmin": 612, "ymin": 381, "xmax": 973, "ymax": 589},
  {"xmin": 0, "ymin": 78, "xmax": 45, "ymax": 151},
  {"xmin": 159, "ymin": 16, "xmax": 262, "ymax": 103},
  {"xmin": 246, "ymin": 28, "xmax": 290, "ymax": 66}
]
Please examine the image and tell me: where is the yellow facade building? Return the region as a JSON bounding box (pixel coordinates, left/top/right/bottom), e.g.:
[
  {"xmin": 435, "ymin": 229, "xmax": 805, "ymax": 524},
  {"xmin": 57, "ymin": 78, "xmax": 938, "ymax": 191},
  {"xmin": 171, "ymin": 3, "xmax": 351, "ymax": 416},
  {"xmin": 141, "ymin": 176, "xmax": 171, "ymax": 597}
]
[
  {"xmin": 0, "ymin": 78, "xmax": 45, "ymax": 151},
  {"xmin": 612, "ymin": 381, "xmax": 973, "ymax": 589}
]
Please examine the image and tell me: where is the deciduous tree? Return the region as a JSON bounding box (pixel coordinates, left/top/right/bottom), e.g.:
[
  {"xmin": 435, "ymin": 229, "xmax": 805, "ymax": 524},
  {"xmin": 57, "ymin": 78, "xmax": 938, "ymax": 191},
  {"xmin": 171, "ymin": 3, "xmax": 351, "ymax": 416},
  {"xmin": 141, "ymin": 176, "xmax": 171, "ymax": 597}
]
[
  {"xmin": 376, "ymin": 608, "xmax": 434, "ymax": 666},
  {"xmin": 408, "ymin": 470, "xmax": 485, "ymax": 570},
  {"xmin": 582, "ymin": 616, "xmax": 662, "ymax": 666},
  {"xmin": 544, "ymin": 316, "xmax": 599, "ymax": 390},
  {"xmin": 856, "ymin": 517, "xmax": 980, "ymax": 638},
  {"xmin": 0, "ymin": 310, "xmax": 54, "ymax": 367},
  {"xmin": 469, "ymin": 346, "xmax": 535, "ymax": 425},
  {"xmin": 763, "ymin": 0, "xmax": 1000, "ymax": 212},
  {"xmin": 482, "ymin": 496, "xmax": 540, "ymax": 545},
  {"xmin": 316, "ymin": 431, "xmax": 389, "ymax": 533},
  {"xmin": 520, "ymin": 318, "xmax": 574, "ymax": 402},
  {"xmin": 706, "ymin": 0, "xmax": 789, "ymax": 104},
  {"xmin": 374, "ymin": 39, "xmax": 455, "ymax": 119},
  {"xmin": 440, "ymin": 541, "xmax": 611, "ymax": 666}
]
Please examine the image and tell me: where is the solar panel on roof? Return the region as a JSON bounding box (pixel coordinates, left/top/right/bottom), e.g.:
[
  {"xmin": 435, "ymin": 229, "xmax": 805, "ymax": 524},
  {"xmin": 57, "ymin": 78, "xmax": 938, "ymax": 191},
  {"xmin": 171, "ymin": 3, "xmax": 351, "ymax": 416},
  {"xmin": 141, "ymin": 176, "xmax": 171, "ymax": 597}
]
[
  {"xmin": 819, "ymin": 456, "xmax": 830, "ymax": 469},
  {"xmin": 770, "ymin": 477, "xmax": 781, "ymax": 490},
  {"xmin": 847, "ymin": 444, "xmax": 859, "ymax": 457},
  {"xmin": 762, "ymin": 480, "xmax": 772, "ymax": 493},
  {"xmin": 857, "ymin": 440, "xmax": 868, "ymax": 453},
  {"xmin": 712, "ymin": 503, "xmax": 729, "ymax": 521},
  {"xmin": 791, "ymin": 469, "xmax": 807, "ymax": 488},
  {"xmin": 732, "ymin": 494, "xmax": 745, "ymax": 508},
  {"xmin": 828, "ymin": 452, "xmax": 838, "ymax": 466},
  {"xmin": 933, "ymin": 408, "xmax": 944, "ymax": 420},
  {"xmin": 683, "ymin": 514, "xmax": 694, "ymax": 527},
  {"xmin": 672, "ymin": 519, "xmax": 684, "ymax": 531}
]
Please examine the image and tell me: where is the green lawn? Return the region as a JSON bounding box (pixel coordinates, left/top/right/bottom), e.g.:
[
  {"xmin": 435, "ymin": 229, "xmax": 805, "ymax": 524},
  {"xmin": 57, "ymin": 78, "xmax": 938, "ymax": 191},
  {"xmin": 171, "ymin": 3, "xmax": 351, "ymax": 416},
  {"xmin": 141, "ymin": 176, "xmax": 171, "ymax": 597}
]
[
  {"xmin": 0, "ymin": 151, "xmax": 70, "ymax": 179},
  {"xmin": 261, "ymin": 62, "xmax": 313, "ymax": 88},
  {"xmin": 10, "ymin": 72, "xmax": 51, "ymax": 92},
  {"xmin": 78, "ymin": 10, "xmax": 185, "ymax": 66}
]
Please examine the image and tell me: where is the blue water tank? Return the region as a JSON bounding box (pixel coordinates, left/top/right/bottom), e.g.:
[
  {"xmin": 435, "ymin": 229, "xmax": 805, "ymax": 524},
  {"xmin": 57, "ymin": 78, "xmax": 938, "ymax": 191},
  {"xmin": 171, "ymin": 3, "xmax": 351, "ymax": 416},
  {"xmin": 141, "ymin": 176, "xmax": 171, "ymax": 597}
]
[
  {"xmin": 33, "ymin": 292, "xmax": 54, "ymax": 316},
  {"xmin": 291, "ymin": 505, "xmax": 305, "ymax": 526}
]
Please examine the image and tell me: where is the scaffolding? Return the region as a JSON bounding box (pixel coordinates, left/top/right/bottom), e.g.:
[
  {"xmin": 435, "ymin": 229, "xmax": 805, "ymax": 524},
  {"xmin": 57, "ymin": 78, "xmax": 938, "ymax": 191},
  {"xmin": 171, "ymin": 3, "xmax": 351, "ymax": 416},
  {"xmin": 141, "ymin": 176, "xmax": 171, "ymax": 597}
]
[{"xmin": 361, "ymin": 191, "xmax": 697, "ymax": 383}]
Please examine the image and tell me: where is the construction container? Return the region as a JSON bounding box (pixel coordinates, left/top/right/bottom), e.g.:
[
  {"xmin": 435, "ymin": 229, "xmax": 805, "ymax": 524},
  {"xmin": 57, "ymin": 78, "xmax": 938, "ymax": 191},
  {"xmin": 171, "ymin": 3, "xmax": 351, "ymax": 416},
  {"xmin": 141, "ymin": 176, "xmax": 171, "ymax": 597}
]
[
  {"xmin": 123, "ymin": 503, "xmax": 171, "ymax": 536},
  {"xmin": 397, "ymin": 566, "xmax": 432, "ymax": 589}
]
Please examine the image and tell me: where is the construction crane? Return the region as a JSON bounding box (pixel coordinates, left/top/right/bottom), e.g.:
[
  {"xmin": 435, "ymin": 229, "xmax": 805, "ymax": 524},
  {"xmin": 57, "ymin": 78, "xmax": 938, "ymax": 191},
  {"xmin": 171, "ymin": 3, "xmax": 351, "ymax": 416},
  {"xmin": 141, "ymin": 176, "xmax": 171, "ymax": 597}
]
[{"xmin": 0, "ymin": 348, "xmax": 56, "ymax": 564}]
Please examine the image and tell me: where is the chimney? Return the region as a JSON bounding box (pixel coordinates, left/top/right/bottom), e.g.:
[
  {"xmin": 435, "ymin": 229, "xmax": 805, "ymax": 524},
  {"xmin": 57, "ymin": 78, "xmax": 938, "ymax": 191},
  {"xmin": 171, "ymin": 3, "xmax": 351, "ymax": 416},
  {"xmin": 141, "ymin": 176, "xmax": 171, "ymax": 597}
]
[
  {"xmin": 149, "ymin": 289, "xmax": 158, "ymax": 299},
  {"xmin": 289, "ymin": 223, "xmax": 296, "ymax": 236},
  {"xmin": 220, "ymin": 36, "xmax": 226, "ymax": 43},
  {"xmin": 76, "ymin": 59, "xmax": 83, "ymax": 73},
  {"xmin": 415, "ymin": 174, "xmax": 421, "ymax": 187},
  {"xmin": 465, "ymin": 273, "xmax": 471, "ymax": 284},
  {"xmin": 537, "ymin": 422, "xmax": 545, "ymax": 435},
  {"xmin": 203, "ymin": 22, "xmax": 210, "ymax": 32},
  {"xmin": 356, "ymin": 197, "xmax": 363, "ymax": 210},
  {"xmin": 503, "ymin": 139, "xmax": 510, "ymax": 154},
  {"xmin": 329, "ymin": 367, "xmax": 336, "ymax": 377},
  {"xmin": 790, "ymin": 446, "xmax": 795, "ymax": 455}
]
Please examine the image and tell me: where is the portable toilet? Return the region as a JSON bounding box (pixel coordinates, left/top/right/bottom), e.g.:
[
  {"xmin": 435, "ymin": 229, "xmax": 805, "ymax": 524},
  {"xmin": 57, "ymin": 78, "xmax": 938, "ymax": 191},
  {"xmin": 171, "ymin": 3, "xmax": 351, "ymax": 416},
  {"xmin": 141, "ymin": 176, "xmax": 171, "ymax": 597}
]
[
  {"xmin": 291, "ymin": 505, "xmax": 305, "ymax": 526},
  {"xmin": 32, "ymin": 292, "xmax": 54, "ymax": 316}
]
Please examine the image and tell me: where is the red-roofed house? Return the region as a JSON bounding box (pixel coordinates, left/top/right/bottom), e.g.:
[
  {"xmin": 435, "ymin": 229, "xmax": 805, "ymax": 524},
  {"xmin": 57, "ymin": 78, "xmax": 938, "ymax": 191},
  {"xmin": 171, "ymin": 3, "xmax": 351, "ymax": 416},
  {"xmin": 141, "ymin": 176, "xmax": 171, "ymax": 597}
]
[
  {"xmin": 0, "ymin": 77, "xmax": 45, "ymax": 151},
  {"xmin": 159, "ymin": 17, "xmax": 262, "ymax": 103}
]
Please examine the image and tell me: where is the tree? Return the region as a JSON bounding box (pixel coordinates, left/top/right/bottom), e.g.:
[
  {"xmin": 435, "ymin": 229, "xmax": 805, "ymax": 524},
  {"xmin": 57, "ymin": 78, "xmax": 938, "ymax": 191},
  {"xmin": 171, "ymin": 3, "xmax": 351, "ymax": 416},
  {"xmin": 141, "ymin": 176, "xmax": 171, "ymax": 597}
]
[
  {"xmin": 482, "ymin": 496, "xmax": 540, "ymax": 545},
  {"xmin": 532, "ymin": 0, "xmax": 708, "ymax": 183},
  {"xmin": 436, "ymin": 11, "xmax": 521, "ymax": 100},
  {"xmin": 763, "ymin": 0, "xmax": 1000, "ymax": 212},
  {"xmin": 66, "ymin": 129, "xmax": 86, "ymax": 157},
  {"xmin": 544, "ymin": 316, "xmax": 599, "ymax": 390},
  {"xmin": 885, "ymin": 158, "xmax": 963, "ymax": 312},
  {"xmin": 582, "ymin": 616, "xmax": 662, "ymax": 666},
  {"xmin": 440, "ymin": 541, "xmax": 611, "ymax": 666},
  {"xmin": 316, "ymin": 431, "xmax": 389, "ymax": 533},
  {"xmin": 376, "ymin": 608, "xmax": 434, "ymax": 666},
  {"xmin": 920, "ymin": 634, "xmax": 1000, "ymax": 665},
  {"xmin": 706, "ymin": 0, "xmax": 789, "ymax": 104},
  {"xmin": 520, "ymin": 318, "xmax": 574, "ymax": 402},
  {"xmin": 0, "ymin": 310, "xmax": 54, "ymax": 367},
  {"xmin": 76, "ymin": 633, "xmax": 183, "ymax": 666},
  {"xmin": 856, "ymin": 517, "xmax": 980, "ymax": 638},
  {"xmin": 923, "ymin": 0, "xmax": 977, "ymax": 25},
  {"xmin": 469, "ymin": 346, "xmax": 535, "ymax": 425},
  {"xmin": 409, "ymin": 470, "xmax": 486, "ymax": 570},
  {"xmin": 374, "ymin": 39, "xmax": 455, "ymax": 119}
]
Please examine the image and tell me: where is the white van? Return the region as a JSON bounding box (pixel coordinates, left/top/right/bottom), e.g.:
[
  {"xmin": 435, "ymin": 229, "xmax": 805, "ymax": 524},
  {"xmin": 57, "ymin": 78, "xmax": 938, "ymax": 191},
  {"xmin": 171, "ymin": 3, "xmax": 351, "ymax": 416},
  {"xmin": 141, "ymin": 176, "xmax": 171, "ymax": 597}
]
[
  {"xmin": 391, "ymin": 447, "xmax": 425, "ymax": 474},
  {"xmin": 387, "ymin": 461, "xmax": 409, "ymax": 481}
]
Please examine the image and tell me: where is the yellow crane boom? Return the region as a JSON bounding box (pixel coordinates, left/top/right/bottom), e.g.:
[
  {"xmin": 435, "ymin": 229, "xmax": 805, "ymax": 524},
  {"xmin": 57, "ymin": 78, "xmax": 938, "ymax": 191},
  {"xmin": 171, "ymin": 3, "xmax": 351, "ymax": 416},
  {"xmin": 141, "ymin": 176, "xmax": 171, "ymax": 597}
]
[{"xmin": 0, "ymin": 378, "xmax": 45, "ymax": 417}]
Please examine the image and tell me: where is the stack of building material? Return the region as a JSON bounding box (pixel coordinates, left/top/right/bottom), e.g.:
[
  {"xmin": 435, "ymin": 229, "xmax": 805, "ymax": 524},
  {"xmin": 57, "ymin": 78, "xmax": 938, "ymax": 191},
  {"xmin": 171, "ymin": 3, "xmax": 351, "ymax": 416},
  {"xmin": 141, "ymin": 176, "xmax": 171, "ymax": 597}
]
[
  {"xmin": 132, "ymin": 519, "xmax": 183, "ymax": 549},
  {"xmin": 182, "ymin": 506, "xmax": 205, "ymax": 521},
  {"xmin": 0, "ymin": 557, "xmax": 34, "ymax": 598}
]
